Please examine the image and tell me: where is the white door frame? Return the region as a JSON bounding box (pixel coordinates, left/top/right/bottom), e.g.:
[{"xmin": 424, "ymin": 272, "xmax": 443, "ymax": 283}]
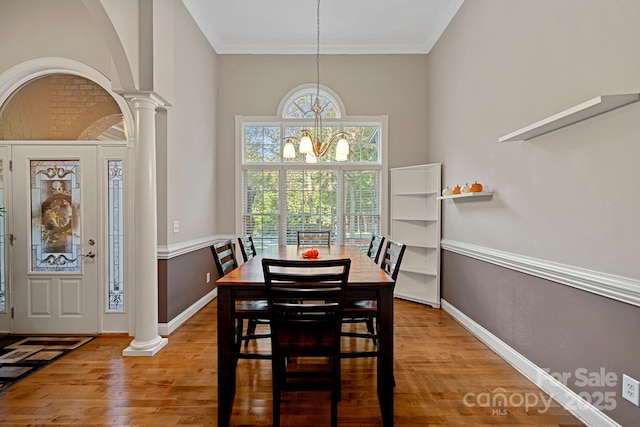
[
  {"xmin": 0, "ymin": 58, "xmax": 136, "ymax": 334},
  {"xmin": 0, "ymin": 142, "xmax": 132, "ymax": 334}
]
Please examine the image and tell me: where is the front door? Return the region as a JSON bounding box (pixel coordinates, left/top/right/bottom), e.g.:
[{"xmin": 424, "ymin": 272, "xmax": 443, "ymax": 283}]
[{"xmin": 11, "ymin": 145, "xmax": 99, "ymax": 334}]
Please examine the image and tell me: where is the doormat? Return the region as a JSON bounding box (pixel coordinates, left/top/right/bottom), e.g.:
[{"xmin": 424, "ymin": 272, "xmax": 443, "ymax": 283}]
[{"xmin": 0, "ymin": 335, "xmax": 94, "ymax": 392}]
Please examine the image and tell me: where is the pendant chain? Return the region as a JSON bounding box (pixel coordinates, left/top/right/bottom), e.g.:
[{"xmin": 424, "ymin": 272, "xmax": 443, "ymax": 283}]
[{"xmin": 315, "ymin": 0, "xmax": 321, "ymax": 100}]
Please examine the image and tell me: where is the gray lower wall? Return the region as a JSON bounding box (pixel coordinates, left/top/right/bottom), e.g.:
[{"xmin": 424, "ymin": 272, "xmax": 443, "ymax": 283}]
[
  {"xmin": 158, "ymin": 247, "xmax": 219, "ymax": 324},
  {"xmin": 442, "ymin": 249, "xmax": 640, "ymax": 426}
]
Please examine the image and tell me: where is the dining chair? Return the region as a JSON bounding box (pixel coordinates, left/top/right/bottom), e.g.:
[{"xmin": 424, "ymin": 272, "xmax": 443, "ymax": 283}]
[
  {"xmin": 380, "ymin": 238, "xmax": 407, "ymax": 281},
  {"xmin": 366, "ymin": 234, "xmax": 385, "ymax": 264},
  {"xmin": 262, "ymin": 257, "xmax": 351, "ymax": 427},
  {"xmin": 237, "ymin": 234, "xmax": 269, "ymax": 346},
  {"xmin": 342, "ymin": 234, "xmax": 386, "ymax": 342},
  {"xmin": 211, "ymin": 239, "xmax": 238, "ymax": 277},
  {"xmin": 341, "ymin": 238, "xmax": 406, "ymax": 359},
  {"xmin": 211, "ymin": 239, "xmax": 270, "ymax": 360},
  {"xmin": 237, "ymin": 234, "xmax": 257, "ymax": 263},
  {"xmin": 296, "ymin": 230, "xmax": 331, "ymax": 246}
]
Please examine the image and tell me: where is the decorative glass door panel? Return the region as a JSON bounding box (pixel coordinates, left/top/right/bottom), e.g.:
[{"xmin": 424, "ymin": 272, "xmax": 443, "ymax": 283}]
[
  {"xmin": 11, "ymin": 146, "xmax": 98, "ymax": 334},
  {"xmin": 108, "ymin": 160, "xmax": 124, "ymax": 311},
  {"xmin": 30, "ymin": 160, "xmax": 82, "ymax": 272}
]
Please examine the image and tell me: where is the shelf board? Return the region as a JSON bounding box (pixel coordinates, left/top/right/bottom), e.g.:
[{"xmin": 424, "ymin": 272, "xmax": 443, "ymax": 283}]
[
  {"xmin": 404, "ymin": 242, "xmax": 438, "ymax": 249},
  {"xmin": 401, "ymin": 266, "xmax": 437, "ymax": 276},
  {"xmin": 498, "ymin": 93, "xmax": 640, "ymax": 142},
  {"xmin": 392, "ymin": 217, "xmax": 438, "ymax": 222},
  {"xmin": 437, "ymin": 191, "xmax": 493, "ymax": 200},
  {"xmin": 392, "ymin": 191, "xmax": 438, "ymax": 196}
]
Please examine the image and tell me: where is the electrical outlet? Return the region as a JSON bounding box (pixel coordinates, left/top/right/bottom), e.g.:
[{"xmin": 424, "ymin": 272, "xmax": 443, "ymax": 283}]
[
  {"xmin": 173, "ymin": 220, "xmax": 180, "ymax": 233},
  {"xmin": 622, "ymin": 374, "xmax": 640, "ymax": 406},
  {"xmin": 206, "ymin": 272, "xmax": 211, "ymax": 283}
]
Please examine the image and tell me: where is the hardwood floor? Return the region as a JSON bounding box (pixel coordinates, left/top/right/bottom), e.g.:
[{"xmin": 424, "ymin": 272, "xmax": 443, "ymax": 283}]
[{"xmin": 0, "ymin": 299, "xmax": 583, "ymax": 426}]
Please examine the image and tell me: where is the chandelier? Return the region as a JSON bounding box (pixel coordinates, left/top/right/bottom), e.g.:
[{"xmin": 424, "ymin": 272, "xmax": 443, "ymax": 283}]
[{"xmin": 282, "ymin": 0, "xmax": 350, "ymax": 163}]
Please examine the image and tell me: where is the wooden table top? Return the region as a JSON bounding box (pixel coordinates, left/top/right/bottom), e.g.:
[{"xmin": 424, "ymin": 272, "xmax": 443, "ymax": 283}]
[{"xmin": 216, "ymin": 245, "xmax": 395, "ymax": 287}]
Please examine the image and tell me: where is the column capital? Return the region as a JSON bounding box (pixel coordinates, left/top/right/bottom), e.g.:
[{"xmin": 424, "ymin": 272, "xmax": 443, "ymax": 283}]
[{"xmin": 120, "ymin": 91, "xmax": 170, "ymax": 110}]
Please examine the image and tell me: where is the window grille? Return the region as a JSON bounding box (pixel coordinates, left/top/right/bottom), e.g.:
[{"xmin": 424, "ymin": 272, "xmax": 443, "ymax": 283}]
[{"xmin": 240, "ymin": 89, "xmax": 384, "ymax": 250}]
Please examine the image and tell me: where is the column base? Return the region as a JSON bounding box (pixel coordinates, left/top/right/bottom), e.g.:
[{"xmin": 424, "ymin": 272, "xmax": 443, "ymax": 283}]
[{"xmin": 122, "ymin": 337, "xmax": 169, "ymax": 356}]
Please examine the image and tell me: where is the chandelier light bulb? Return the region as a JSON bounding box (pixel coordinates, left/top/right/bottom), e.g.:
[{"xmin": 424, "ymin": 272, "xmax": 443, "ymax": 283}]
[
  {"xmin": 305, "ymin": 153, "xmax": 318, "ymax": 163},
  {"xmin": 336, "ymin": 137, "xmax": 349, "ymax": 155},
  {"xmin": 299, "ymin": 134, "xmax": 313, "ymax": 154},
  {"xmin": 283, "ymin": 140, "xmax": 296, "ymax": 158}
]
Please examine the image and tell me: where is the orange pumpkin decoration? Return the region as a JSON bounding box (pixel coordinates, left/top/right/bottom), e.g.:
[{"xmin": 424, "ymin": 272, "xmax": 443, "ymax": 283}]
[
  {"xmin": 469, "ymin": 181, "xmax": 483, "ymax": 192},
  {"xmin": 453, "ymin": 185, "xmax": 461, "ymax": 195}
]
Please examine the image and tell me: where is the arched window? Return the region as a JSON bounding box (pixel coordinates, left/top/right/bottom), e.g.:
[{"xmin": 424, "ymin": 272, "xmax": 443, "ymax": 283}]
[
  {"xmin": 282, "ymin": 89, "xmax": 340, "ymax": 119},
  {"xmin": 0, "ymin": 74, "xmax": 126, "ymax": 141},
  {"xmin": 237, "ymin": 85, "xmax": 388, "ymax": 251}
]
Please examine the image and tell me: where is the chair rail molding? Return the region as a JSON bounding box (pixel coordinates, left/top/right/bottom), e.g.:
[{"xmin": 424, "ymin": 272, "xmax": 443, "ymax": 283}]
[
  {"xmin": 157, "ymin": 235, "xmax": 237, "ymax": 259},
  {"xmin": 441, "ymin": 239, "xmax": 640, "ymax": 308}
]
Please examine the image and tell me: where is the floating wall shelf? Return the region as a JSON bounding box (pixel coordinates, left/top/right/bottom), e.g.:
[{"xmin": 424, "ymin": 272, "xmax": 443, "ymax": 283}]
[
  {"xmin": 498, "ymin": 93, "xmax": 640, "ymax": 142},
  {"xmin": 437, "ymin": 191, "xmax": 493, "ymax": 201}
]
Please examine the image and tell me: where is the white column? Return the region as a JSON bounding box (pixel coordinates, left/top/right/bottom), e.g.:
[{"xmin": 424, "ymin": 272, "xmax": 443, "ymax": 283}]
[{"xmin": 123, "ymin": 94, "xmax": 168, "ymax": 356}]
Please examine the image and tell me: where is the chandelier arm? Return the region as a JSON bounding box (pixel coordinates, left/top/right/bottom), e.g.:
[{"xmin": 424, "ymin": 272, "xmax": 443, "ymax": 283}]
[{"xmin": 327, "ymin": 132, "xmax": 350, "ymax": 144}]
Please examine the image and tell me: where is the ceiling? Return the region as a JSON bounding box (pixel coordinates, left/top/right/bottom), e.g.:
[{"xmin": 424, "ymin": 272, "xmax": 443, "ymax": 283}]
[{"xmin": 182, "ymin": 0, "xmax": 464, "ymax": 54}]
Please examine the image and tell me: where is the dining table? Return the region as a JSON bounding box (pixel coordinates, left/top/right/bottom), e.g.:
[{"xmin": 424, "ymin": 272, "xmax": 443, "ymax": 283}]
[{"xmin": 216, "ymin": 244, "xmax": 396, "ymax": 426}]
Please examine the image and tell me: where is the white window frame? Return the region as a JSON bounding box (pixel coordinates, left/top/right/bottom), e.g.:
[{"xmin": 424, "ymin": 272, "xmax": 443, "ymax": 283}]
[{"xmin": 235, "ymin": 116, "xmax": 388, "ymax": 246}]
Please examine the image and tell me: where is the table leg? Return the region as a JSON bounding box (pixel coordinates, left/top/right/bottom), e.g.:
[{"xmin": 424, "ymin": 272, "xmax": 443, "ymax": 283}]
[
  {"xmin": 377, "ymin": 288, "xmax": 394, "ymax": 426},
  {"xmin": 218, "ymin": 288, "xmax": 235, "ymax": 426}
]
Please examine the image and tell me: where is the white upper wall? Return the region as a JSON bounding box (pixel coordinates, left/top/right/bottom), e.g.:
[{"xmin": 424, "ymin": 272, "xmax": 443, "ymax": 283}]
[
  {"xmin": 215, "ymin": 54, "xmax": 429, "ymax": 233},
  {"xmin": 0, "ymin": 0, "xmax": 112, "ymax": 74},
  {"xmin": 427, "ymin": 0, "xmax": 640, "ymax": 279},
  {"xmin": 163, "ymin": 0, "xmax": 218, "ymax": 245},
  {"xmin": 0, "ymin": 0, "xmax": 218, "ymax": 247}
]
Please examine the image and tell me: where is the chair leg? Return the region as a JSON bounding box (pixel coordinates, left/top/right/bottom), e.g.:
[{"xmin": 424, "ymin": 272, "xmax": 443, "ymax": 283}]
[
  {"xmin": 273, "ymin": 389, "xmax": 281, "ymax": 427},
  {"xmin": 235, "ymin": 319, "xmax": 244, "ymax": 356},
  {"xmin": 365, "ymin": 318, "xmax": 377, "ymax": 345},
  {"xmin": 244, "ymin": 319, "xmax": 258, "ymax": 347},
  {"xmin": 331, "ymin": 390, "xmax": 338, "ymax": 427},
  {"xmin": 272, "ymin": 357, "xmax": 284, "ymax": 427}
]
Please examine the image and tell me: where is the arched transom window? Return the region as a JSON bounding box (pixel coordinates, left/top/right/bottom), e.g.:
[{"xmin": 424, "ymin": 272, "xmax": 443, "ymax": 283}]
[
  {"xmin": 0, "ymin": 73, "xmax": 126, "ymax": 141},
  {"xmin": 282, "ymin": 90, "xmax": 340, "ymax": 119}
]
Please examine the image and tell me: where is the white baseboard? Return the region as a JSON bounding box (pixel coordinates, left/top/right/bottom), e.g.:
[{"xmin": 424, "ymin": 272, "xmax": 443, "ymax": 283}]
[
  {"xmin": 394, "ymin": 292, "xmax": 440, "ymax": 308},
  {"xmin": 441, "ymin": 299, "xmax": 622, "ymax": 427},
  {"xmin": 158, "ymin": 289, "xmax": 217, "ymax": 336}
]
